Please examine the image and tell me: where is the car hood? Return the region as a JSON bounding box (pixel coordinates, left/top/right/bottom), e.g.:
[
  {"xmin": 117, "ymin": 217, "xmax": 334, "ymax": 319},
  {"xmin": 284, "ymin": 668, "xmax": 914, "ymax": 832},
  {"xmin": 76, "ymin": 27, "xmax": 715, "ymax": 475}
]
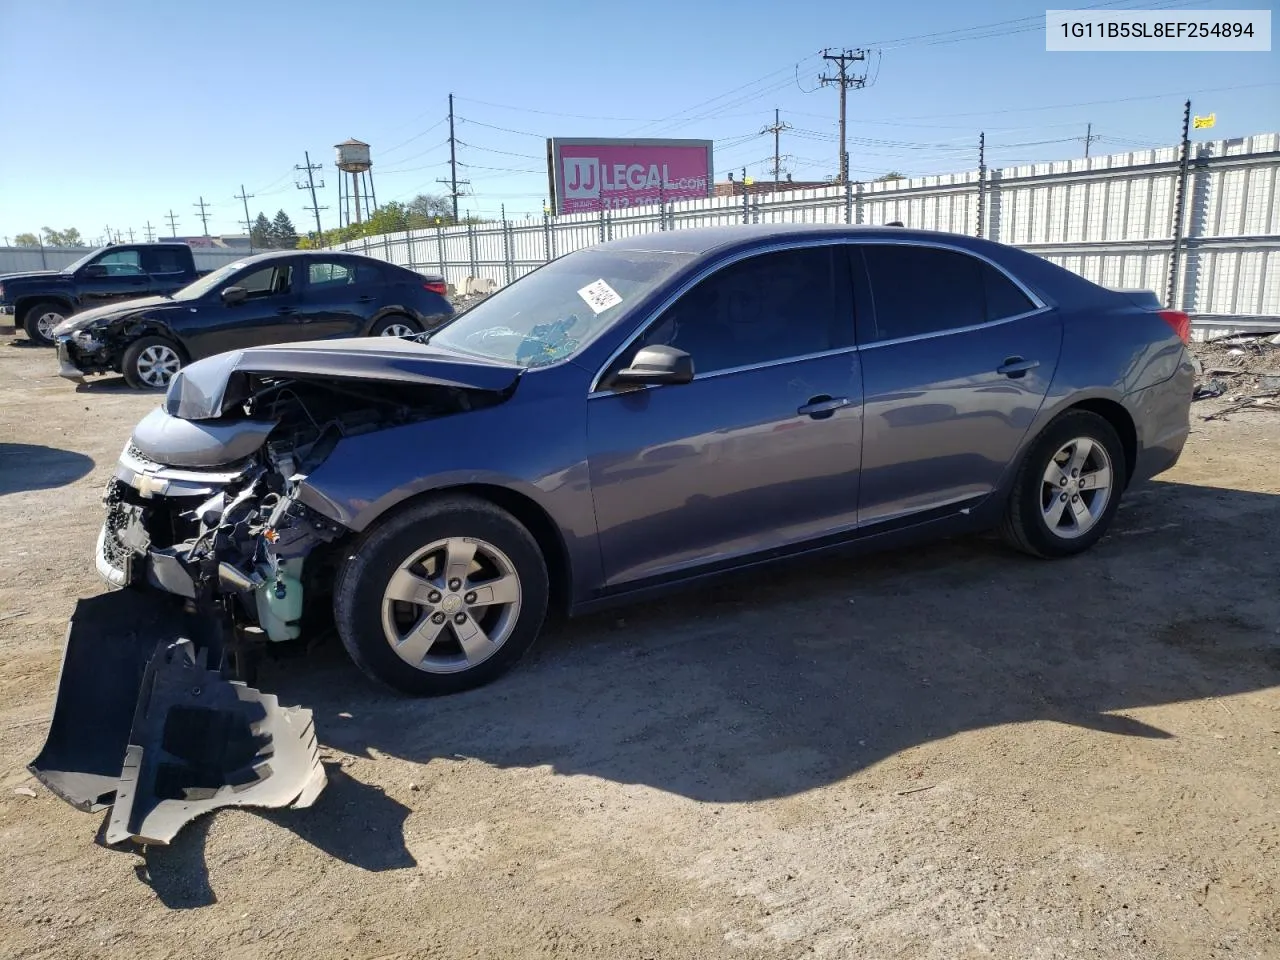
[
  {"xmin": 52, "ymin": 296, "xmax": 175, "ymax": 335},
  {"xmin": 165, "ymin": 337, "xmax": 525, "ymax": 421},
  {"xmin": 0, "ymin": 270, "xmax": 66, "ymax": 282}
]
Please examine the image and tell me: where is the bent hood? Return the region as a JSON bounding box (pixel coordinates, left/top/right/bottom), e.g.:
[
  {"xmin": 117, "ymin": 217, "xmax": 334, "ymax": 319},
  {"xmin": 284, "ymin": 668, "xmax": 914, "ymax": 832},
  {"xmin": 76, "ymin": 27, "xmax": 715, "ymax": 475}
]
[
  {"xmin": 165, "ymin": 337, "xmax": 524, "ymax": 420},
  {"xmin": 52, "ymin": 296, "xmax": 175, "ymax": 336}
]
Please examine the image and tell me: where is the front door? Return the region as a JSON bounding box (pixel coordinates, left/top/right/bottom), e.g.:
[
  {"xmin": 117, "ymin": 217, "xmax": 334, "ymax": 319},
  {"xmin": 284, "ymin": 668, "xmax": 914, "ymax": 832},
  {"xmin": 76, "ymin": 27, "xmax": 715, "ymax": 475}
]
[
  {"xmin": 852, "ymin": 242, "xmax": 1062, "ymax": 528},
  {"xmin": 587, "ymin": 245, "xmax": 864, "ymax": 588},
  {"xmin": 77, "ymin": 249, "xmax": 150, "ymax": 307},
  {"xmin": 182, "ymin": 259, "xmax": 303, "ymax": 358}
]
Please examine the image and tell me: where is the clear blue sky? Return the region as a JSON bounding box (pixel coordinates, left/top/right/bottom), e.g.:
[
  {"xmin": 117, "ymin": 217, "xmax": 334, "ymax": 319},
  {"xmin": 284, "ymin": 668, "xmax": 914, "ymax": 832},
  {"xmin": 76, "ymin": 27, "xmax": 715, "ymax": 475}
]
[{"xmin": 1, "ymin": 0, "xmax": 1276, "ymax": 242}]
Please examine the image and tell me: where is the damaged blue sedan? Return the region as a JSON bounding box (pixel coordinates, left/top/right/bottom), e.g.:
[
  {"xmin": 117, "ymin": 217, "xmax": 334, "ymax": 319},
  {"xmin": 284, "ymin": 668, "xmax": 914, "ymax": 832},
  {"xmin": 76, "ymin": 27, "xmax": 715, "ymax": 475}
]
[{"xmin": 34, "ymin": 224, "xmax": 1195, "ymax": 838}]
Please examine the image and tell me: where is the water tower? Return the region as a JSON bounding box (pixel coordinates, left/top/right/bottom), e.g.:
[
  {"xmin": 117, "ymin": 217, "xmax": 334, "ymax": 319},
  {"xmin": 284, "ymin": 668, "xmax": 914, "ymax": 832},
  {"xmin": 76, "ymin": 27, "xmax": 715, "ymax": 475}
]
[{"xmin": 335, "ymin": 138, "xmax": 377, "ymax": 227}]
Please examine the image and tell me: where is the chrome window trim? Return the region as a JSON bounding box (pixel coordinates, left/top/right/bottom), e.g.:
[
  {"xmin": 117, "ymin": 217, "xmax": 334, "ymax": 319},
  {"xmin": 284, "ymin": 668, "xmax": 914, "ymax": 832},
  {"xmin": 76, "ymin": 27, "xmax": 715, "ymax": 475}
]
[{"xmin": 587, "ymin": 235, "xmax": 1049, "ymax": 398}]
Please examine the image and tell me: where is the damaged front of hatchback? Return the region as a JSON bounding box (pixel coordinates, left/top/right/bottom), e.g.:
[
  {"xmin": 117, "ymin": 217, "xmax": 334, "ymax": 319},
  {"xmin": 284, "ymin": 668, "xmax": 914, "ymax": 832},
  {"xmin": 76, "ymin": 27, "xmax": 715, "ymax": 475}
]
[{"xmin": 32, "ymin": 337, "xmax": 524, "ymax": 844}]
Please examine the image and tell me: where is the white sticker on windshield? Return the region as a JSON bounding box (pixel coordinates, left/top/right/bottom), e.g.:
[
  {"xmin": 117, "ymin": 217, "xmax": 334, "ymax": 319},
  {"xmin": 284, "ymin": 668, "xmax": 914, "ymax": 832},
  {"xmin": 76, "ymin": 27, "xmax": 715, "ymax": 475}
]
[{"xmin": 577, "ymin": 278, "xmax": 623, "ymax": 315}]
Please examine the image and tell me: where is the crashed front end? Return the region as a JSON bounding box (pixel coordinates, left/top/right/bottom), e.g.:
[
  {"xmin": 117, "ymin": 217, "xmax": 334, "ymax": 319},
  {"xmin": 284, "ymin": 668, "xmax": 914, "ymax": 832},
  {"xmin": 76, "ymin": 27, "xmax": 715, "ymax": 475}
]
[
  {"xmin": 56, "ymin": 330, "xmax": 119, "ymax": 382},
  {"xmin": 33, "ymin": 340, "xmax": 521, "ymax": 844}
]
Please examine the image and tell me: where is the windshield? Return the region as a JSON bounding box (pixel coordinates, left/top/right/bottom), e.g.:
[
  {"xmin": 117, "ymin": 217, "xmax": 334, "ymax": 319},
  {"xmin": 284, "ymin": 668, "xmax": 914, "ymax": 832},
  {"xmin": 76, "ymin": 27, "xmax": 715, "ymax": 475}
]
[
  {"xmin": 428, "ymin": 248, "xmax": 694, "ymax": 368},
  {"xmin": 60, "ymin": 248, "xmax": 107, "ymax": 274},
  {"xmin": 170, "ymin": 260, "xmax": 250, "ymax": 301}
]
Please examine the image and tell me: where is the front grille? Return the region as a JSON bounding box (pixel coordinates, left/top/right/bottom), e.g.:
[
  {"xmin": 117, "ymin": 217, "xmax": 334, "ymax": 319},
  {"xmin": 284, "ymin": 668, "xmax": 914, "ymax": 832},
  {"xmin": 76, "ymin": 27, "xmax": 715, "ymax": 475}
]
[
  {"xmin": 100, "ymin": 501, "xmax": 134, "ymax": 573},
  {"xmin": 125, "ymin": 443, "xmax": 161, "ymax": 469}
]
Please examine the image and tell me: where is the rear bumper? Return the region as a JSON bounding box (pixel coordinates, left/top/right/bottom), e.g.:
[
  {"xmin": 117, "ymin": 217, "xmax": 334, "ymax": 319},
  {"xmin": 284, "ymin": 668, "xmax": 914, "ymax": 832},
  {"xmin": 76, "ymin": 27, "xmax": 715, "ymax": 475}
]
[{"xmin": 1129, "ymin": 349, "xmax": 1195, "ymax": 484}]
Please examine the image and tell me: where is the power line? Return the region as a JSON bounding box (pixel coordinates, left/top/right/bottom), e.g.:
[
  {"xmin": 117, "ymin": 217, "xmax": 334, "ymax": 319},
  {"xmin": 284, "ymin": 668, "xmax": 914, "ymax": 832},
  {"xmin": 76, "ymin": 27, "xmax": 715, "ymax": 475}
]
[
  {"xmin": 819, "ymin": 49, "xmax": 869, "ymax": 185},
  {"xmin": 438, "ymin": 94, "xmax": 471, "ymax": 222},
  {"xmin": 193, "ymin": 196, "xmax": 211, "ymax": 236},
  {"xmin": 762, "ymin": 109, "xmax": 793, "ymax": 184},
  {"xmin": 382, "ymin": 117, "xmax": 449, "ymax": 156}
]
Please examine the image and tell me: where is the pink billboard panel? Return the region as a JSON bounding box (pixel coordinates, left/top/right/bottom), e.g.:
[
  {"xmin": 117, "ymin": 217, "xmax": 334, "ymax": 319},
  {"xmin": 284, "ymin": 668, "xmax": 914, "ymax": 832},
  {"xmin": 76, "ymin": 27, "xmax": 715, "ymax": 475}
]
[{"xmin": 548, "ymin": 138, "xmax": 713, "ymax": 214}]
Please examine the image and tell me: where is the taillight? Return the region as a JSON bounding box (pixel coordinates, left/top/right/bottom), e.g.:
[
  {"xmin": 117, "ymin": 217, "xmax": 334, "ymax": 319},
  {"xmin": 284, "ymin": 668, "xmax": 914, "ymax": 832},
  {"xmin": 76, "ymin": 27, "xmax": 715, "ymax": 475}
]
[
  {"xmin": 424, "ymin": 281, "xmax": 447, "ymax": 295},
  {"xmin": 1158, "ymin": 309, "xmax": 1190, "ymax": 345}
]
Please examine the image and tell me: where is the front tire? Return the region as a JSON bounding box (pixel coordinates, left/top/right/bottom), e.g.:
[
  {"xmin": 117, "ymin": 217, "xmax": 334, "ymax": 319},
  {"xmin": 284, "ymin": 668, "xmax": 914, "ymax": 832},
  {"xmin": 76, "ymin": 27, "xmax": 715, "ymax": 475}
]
[
  {"xmin": 22, "ymin": 301, "xmax": 70, "ymax": 345},
  {"xmin": 122, "ymin": 336, "xmax": 184, "ymax": 389},
  {"xmin": 334, "ymin": 495, "xmax": 549, "ymax": 695},
  {"xmin": 1000, "ymin": 410, "xmax": 1127, "ymax": 558}
]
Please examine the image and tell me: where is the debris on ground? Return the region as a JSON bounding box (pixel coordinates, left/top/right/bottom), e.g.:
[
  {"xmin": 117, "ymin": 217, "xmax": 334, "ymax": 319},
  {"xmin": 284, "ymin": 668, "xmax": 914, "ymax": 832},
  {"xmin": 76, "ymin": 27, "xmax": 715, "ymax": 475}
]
[
  {"xmin": 1193, "ymin": 379, "xmax": 1229, "ymax": 400},
  {"xmin": 1189, "ymin": 335, "xmax": 1280, "ymax": 411},
  {"xmin": 13, "ymin": 787, "xmax": 37, "ymax": 798}
]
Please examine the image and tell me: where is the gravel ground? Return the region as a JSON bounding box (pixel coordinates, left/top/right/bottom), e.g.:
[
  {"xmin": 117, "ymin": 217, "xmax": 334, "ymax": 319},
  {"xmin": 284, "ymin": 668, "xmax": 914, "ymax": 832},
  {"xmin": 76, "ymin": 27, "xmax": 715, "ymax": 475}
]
[{"xmin": 0, "ymin": 330, "xmax": 1277, "ymax": 960}]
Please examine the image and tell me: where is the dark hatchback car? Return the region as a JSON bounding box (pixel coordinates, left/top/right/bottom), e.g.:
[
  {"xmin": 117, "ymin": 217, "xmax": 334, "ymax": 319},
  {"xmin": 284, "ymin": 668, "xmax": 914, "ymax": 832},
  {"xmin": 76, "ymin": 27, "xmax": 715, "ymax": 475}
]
[
  {"xmin": 52, "ymin": 250, "xmax": 454, "ymax": 388},
  {"xmin": 94, "ymin": 224, "xmax": 1193, "ymax": 696}
]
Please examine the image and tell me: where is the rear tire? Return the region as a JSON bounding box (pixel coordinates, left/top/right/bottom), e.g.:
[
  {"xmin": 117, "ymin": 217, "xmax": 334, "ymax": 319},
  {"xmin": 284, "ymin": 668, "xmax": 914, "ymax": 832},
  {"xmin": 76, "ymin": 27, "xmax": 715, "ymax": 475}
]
[
  {"xmin": 370, "ymin": 314, "xmax": 422, "ymax": 338},
  {"xmin": 122, "ymin": 336, "xmax": 185, "ymax": 390},
  {"xmin": 22, "ymin": 301, "xmax": 70, "ymax": 346},
  {"xmin": 1000, "ymin": 410, "xmax": 1127, "ymax": 558},
  {"xmin": 333, "ymin": 495, "xmax": 549, "ymax": 695}
]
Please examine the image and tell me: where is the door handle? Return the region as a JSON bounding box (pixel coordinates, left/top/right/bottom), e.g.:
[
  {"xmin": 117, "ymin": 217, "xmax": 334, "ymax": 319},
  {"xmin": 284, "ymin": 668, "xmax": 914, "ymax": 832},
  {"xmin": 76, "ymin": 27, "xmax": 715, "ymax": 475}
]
[
  {"xmin": 797, "ymin": 396, "xmax": 852, "ymax": 419},
  {"xmin": 997, "ymin": 356, "xmax": 1040, "ymax": 378},
  {"xmin": 276, "ymin": 307, "xmax": 296, "ymax": 316},
  {"xmin": 356, "ymin": 295, "xmax": 375, "ymax": 303}
]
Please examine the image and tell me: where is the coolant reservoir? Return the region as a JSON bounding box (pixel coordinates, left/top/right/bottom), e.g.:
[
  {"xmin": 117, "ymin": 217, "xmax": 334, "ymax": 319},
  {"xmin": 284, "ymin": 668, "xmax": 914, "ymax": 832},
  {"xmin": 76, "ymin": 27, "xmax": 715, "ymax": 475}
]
[{"xmin": 254, "ymin": 559, "xmax": 305, "ymax": 642}]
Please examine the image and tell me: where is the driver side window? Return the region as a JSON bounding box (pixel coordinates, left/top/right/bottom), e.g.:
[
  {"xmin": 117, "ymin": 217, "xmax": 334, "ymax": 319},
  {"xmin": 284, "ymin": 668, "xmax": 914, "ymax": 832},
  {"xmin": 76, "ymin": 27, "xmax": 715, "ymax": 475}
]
[
  {"xmin": 633, "ymin": 246, "xmax": 848, "ymax": 377},
  {"xmin": 236, "ymin": 264, "xmax": 293, "ymax": 300},
  {"xmin": 92, "ymin": 250, "xmax": 144, "ymax": 276}
]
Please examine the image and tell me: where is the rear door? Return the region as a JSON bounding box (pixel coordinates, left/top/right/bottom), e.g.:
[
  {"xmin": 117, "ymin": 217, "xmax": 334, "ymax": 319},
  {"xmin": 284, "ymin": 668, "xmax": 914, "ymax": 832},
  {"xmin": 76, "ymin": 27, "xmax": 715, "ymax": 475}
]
[
  {"xmin": 294, "ymin": 257, "xmax": 379, "ymax": 338},
  {"xmin": 140, "ymin": 246, "xmax": 195, "ymax": 296},
  {"xmin": 587, "ymin": 244, "xmax": 864, "ymax": 587},
  {"xmin": 853, "ymin": 242, "xmax": 1061, "ymax": 528},
  {"xmin": 77, "ymin": 249, "xmax": 150, "ymax": 307}
]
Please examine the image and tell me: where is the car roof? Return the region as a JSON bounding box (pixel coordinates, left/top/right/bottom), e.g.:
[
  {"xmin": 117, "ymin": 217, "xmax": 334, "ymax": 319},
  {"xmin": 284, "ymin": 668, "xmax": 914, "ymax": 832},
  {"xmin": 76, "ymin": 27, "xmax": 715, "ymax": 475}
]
[{"xmin": 593, "ymin": 223, "xmax": 993, "ymax": 258}]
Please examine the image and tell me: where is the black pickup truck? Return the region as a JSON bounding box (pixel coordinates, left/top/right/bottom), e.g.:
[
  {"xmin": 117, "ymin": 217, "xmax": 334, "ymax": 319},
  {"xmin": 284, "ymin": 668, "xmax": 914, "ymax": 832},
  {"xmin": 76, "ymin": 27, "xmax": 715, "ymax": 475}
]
[{"xmin": 0, "ymin": 243, "xmax": 208, "ymax": 345}]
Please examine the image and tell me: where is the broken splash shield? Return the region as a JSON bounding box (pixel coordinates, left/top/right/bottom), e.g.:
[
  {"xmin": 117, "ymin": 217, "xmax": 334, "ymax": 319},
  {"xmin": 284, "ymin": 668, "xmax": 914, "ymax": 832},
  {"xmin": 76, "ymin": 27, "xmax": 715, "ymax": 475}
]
[{"xmin": 29, "ymin": 591, "xmax": 325, "ymax": 844}]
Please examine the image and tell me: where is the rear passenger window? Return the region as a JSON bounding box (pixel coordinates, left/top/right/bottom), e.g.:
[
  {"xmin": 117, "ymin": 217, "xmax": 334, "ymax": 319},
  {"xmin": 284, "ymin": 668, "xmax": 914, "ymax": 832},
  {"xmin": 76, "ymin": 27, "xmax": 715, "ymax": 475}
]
[
  {"xmin": 143, "ymin": 247, "xmax": 186, "ymax": 275},
  {"xmin": 859, "ymin": 245, "xmax": 1037, "ymax": 342}
]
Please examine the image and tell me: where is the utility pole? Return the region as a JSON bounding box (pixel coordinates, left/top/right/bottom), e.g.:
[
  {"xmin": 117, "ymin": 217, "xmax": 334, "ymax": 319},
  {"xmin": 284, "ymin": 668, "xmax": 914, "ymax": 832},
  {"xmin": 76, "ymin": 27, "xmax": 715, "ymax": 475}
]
[
  {"xmin": 165, "ymin": 210, "xmax": 179, "ymax": 238},
  {"xmin": 296, "ymin": 152, "xmax": 326, "ymax": 241},
  {"xmin": 126, "ymin": 227, "xmax": 135, "ymax": 242},
  {"xmin": 234, "ymin": 184, "xmax": 255, "ymax": 249},
  {"xmin": 436, "ymin": 93, "xmax": 470, "ymax": 223},
  {"xmin": 1167, "ymin": 99, "xmax": 1192, "ymax": 309},
  {"xmin": 819, "ymin": 48, "xmax": 868, "ymax": 184},
  {"xmin": 104, "ymin": 224, "xmax": 113, "ymax": 245},
  {"xmin": 1083, "ymin": 122, "xmax": 1101, "ymax": 159},
  {"xmin": 193, "ymin": 197, "xmax": 211, "ymax": 236},
  {"xmin": 761, "ymin": 108, "xmax": 792, "ymax": 185},
  {"xmin": 144, "ymin": 221, "xmax": 155, "ymax": 242}
]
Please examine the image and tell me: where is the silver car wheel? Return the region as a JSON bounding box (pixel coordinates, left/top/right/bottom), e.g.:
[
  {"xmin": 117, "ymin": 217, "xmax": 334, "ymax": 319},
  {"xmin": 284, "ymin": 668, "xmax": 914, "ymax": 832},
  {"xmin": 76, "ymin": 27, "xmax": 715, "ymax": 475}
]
[
  {"xmin": 36, "ymin": 310, "xmax": 65, "ymax": 339},
  {"xmin": 134, "ymin": 344, "xmax": 182, "ymax": 388},
  {"xmin": 380, "ymin": 536, "xmax": 523, "ymax": 674},
  {"xmin": 1040, "ymin": 437, "xmax": 1113, "ymax": 540},
  {"xmin": 379, "ymin": 322, "xmax": 416, "ymax": 338}
]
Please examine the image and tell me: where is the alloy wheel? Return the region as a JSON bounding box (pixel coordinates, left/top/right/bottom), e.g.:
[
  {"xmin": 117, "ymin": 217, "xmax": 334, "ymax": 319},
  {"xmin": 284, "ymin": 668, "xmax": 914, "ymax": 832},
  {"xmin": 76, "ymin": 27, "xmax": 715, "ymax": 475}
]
[
  {"xmin": 1040, "ymin": 437, "xmax": 1114, "ymax": 539},
  {"xmin": 135, "ymin": 344, "xmax": 182, "ymax": 387},
  {"xmin": 380, "ymin": 536, "xmax": 523, "ymax": 674},
  {"xmin": 36, "ymin": 311, "xmax": 65, "ymax": 340},
  {"xmin": 379, "ymin": 322, "xmax": 416, "ymax": 338}
]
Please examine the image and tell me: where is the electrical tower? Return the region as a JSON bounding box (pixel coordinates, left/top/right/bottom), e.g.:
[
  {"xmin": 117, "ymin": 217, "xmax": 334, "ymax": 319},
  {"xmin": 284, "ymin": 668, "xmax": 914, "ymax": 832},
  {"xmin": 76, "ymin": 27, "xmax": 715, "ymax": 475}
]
[
  {"xmin": 165, "ymin": 210, "xmax": 179, "ymax": 237},
  {"xmin": 761, "ymin": 108, "xmax": 792, "ymax": 185},
  {"xmin": 819, "ymin": 49, "xmax": 869, "ymax": 184},
  {"xmin": 298, "ymin": 152, "xmax": 327, "ymax": 238},
  {"xmin": 436, "ymin": 93, "xmax": 470, "ymax": 222},
  {"xmin": 234, "ymin": 184, "xmax": 255, "ymax": 248},
  {"xmin": 144, "ymin": 221, "xmax": 156, "ymax": 242},
  {"xmin": 193, "ymin": 197, "xmax": 211, "ymax": 236}
]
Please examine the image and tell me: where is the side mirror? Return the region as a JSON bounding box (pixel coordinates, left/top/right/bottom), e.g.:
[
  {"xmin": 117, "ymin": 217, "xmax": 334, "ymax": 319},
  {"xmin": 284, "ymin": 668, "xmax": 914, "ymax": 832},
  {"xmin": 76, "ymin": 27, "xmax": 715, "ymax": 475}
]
[
  {"xmin": 81, "ymin": 264, "xmax": 108, "ymax": 279},
  {"xmin": 608, "ymin": 345, "xmax": 694, "ymax": 388},
  {"xmin": 221, "ymin": 286, "xmax": 247, "ymax": 305}
]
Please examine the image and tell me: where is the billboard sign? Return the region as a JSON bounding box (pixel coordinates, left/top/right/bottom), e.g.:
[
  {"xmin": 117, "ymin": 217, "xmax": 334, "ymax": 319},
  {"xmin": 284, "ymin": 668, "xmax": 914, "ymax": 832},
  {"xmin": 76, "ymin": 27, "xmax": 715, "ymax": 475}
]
[{"xmin": 547, "ymin": 137, "xmax": 713, "ymax": 214}]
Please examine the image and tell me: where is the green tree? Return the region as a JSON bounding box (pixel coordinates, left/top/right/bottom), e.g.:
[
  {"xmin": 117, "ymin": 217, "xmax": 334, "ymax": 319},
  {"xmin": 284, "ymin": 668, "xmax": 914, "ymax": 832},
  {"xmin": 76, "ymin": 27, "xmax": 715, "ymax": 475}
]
[
  {"xmin": 250, "ymin": 212, "xmax": 272, "ymax": 249},
  {"xmin": 61, "ymin": 228, "xmax": 84, "ymax": 247},
  {"xmin": 269, "ymin": 210, "xmax": 298, "ymax": 249},
  {"xmin": 407, "ymin": 193, "xmax": 454, "ymax": 228},
  {"xmin": 13, "ymin": 232, "xmax": 40, "ymax": 247},
  {"xmin": 875, "ymin": 171, "xmax": 906, "ymax": 182}
]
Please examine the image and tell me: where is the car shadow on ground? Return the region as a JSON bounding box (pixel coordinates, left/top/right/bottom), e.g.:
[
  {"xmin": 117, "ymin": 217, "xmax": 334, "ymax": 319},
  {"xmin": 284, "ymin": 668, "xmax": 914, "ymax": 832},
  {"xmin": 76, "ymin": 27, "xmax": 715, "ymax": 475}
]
[
  {"xmin": 133, "ymin": 478, "xmax": 1280, "ymax": 902},
  {"xmin": 0, "ymin": 443, "xmax": 94, "ymax": 495},
  {"xmin": 73, "ymin": 375, "xmax": 148, "ymax": 395}
]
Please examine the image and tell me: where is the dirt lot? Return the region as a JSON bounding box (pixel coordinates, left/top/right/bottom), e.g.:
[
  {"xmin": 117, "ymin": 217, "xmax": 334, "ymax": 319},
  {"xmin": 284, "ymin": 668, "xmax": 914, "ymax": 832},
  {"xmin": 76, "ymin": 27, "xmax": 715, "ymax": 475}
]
[{"xmin": 0, "ymin": 329, "xmax": 1277, "ymax": 960}]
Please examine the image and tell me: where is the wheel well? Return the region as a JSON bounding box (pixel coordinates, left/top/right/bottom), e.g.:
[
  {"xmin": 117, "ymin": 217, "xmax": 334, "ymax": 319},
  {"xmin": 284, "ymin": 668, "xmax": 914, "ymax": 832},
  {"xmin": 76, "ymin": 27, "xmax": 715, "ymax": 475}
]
[
  {"xmin": 128, "ymin": 328, "xmax": 190, "ymax": 362},
  {"xmin": 381, "ymin": 484, "xmax": 573, "ymax": 615},
  {"xmin": 367, "ymin": 311, "xmax": 417, "ymax": 335},
  {"xmin": 1068, "ymin": 398, "xmax": 1137, "ymax": 486},
  {"xmin": 16, "ymin": 296, "xmax": 73, "ymax": 323}
]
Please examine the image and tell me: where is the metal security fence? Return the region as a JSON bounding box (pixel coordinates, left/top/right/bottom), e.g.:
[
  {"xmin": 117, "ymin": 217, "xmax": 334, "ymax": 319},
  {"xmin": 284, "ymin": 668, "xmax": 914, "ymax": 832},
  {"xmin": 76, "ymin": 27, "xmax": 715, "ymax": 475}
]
[{"xmin": 336, "ymin": 131, "xmax": 1280, "ymax": 324}]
